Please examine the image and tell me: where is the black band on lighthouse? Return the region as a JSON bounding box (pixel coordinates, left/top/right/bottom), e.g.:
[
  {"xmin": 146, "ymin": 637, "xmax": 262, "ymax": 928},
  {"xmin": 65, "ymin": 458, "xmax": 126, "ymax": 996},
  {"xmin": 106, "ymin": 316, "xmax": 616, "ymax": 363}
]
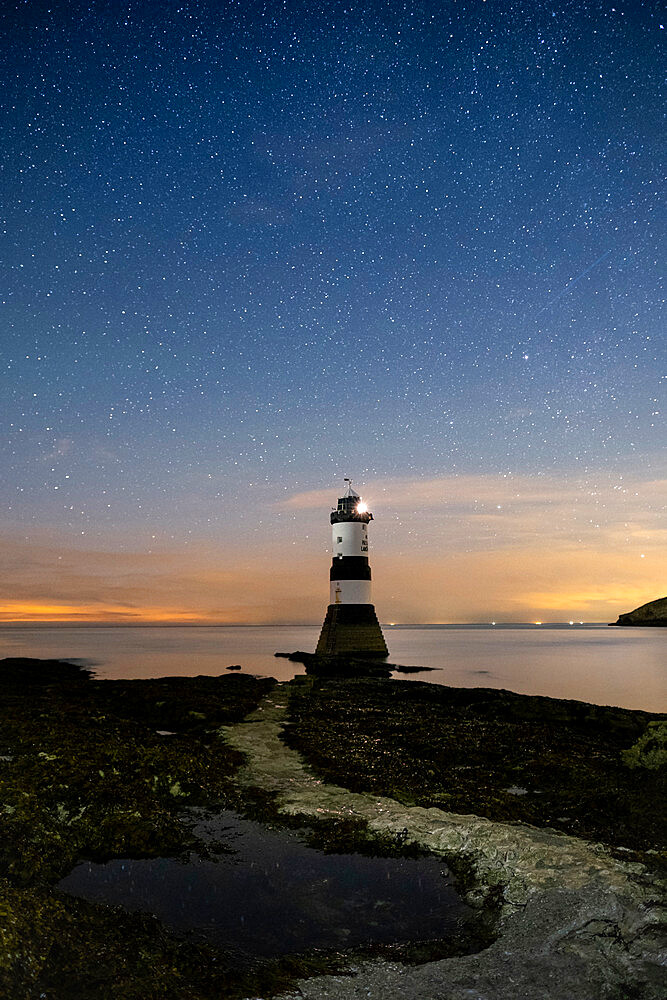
[{"xmin": 329, "ymin": 556, "xmax": 371, "ymax": 581}]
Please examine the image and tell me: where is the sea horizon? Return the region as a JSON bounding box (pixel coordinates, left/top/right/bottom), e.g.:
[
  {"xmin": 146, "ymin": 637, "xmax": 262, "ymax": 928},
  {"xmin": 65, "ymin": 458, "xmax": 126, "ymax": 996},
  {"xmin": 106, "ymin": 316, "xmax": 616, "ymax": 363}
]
[{"xmin": 1, "ymin": 620, "xmax": 615, "ymax": 629}]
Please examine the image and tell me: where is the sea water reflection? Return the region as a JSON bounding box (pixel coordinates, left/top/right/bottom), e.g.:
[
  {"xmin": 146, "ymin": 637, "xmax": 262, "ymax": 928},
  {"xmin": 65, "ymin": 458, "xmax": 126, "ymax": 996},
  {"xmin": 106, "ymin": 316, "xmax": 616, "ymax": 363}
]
[{"xmin": 0, "ymin": 624, "xmax": 664, "ymax": 711}]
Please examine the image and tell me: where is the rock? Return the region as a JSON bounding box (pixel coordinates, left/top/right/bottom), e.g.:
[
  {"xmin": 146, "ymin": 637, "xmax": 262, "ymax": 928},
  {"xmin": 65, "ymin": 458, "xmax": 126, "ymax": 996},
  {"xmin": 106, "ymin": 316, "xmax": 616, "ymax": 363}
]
[
  {"xmin": 0, "ymin": 657, "xmax": 93, "ymax": 684},
  {"xmin": 276, "ymin": 651, "xmax": 434, "ymax": 677},
  {"xmin": 612, "ymin": 596, "xmax": 667, "ymax": 626}
]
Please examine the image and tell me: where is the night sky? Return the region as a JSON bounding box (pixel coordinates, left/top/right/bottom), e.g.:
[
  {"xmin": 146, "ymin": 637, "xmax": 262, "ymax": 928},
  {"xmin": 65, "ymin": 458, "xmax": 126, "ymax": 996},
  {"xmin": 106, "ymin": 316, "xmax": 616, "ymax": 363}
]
[{"xmin": 2, "ymin": 1, "xmax": 664, "ymax": 624}]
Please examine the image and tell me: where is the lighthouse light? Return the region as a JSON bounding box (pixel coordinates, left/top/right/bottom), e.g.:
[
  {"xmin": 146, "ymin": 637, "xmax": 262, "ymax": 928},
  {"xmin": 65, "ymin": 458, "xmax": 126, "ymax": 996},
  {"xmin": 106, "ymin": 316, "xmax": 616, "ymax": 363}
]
[{"xmin": 356, "ymin": 501, "xmax": 368, "ymax": 514}]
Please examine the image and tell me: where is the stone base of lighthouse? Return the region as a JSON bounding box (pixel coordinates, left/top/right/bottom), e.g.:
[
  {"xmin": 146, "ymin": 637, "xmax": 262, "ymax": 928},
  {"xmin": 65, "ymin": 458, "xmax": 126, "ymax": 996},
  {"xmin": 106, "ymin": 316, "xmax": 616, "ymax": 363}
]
[{"xmin": 316, "ymin": 604, "xmax": 388, "ymax": 657}]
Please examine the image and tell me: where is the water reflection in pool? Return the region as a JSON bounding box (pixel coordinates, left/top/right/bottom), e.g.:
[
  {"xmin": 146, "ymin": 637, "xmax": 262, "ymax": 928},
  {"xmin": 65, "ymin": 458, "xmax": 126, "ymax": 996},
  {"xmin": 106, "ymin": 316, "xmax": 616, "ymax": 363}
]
[{"xmin": 58, "ymin": 810, "xmax": 471, "ymax": 959}]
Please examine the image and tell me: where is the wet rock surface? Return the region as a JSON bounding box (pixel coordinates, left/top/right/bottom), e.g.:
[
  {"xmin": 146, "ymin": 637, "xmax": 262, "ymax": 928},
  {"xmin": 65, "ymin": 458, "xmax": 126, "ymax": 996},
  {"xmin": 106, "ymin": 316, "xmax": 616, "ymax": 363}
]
[{"xmin": 275, "ymin": 651, "xmax": 435, "ymax": 677}]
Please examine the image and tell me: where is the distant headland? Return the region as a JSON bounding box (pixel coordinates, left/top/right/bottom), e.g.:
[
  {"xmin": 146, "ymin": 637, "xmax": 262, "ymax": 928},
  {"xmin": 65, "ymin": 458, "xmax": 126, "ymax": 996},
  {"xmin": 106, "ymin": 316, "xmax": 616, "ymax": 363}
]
[{"xmin": 612, "ymin": 596, "xmax": 667, "ymax": 627}]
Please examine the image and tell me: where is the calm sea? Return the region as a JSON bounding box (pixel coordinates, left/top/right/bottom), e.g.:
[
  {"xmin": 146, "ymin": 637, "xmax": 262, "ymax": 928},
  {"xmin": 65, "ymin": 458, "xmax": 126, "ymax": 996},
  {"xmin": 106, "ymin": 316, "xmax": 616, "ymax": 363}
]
[{"xmin": 0, "ymin": 624, "xmax": 664, "ymax": 712}]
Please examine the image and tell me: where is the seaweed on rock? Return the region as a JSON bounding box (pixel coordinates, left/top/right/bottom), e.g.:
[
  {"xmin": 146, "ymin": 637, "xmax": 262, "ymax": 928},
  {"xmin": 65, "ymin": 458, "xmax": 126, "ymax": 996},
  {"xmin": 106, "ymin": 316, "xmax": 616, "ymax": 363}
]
[
  {"xmin": 0, "ymin": 663, "xmax": 276, "ymax": 885},
  {"xmin": 282, "ymin": 677, "xmax": 667, "ymax": 862}
]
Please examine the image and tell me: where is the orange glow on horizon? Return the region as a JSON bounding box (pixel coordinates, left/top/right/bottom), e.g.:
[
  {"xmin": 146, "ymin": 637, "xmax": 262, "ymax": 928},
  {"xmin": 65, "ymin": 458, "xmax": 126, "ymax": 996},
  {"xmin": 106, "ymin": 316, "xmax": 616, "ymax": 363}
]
[{"xmin": 0, "ymin": 602, "xmax": 214, "ymax": 625}]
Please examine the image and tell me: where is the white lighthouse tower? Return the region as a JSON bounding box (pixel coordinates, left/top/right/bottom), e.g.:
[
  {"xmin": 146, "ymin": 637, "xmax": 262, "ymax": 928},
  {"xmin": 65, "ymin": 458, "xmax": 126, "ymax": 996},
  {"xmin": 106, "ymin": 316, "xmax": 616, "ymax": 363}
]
[{"xmin": 316, "ymin": 480, "xmax": 388, "ymax": 657}]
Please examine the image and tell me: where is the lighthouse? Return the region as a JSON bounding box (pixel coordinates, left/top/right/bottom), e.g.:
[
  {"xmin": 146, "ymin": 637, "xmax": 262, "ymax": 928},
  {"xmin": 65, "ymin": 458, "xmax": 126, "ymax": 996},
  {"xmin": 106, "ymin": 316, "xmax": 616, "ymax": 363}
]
[{"xmin": 315, "ymin": 480, "xmax": 388, "ymax": 657}]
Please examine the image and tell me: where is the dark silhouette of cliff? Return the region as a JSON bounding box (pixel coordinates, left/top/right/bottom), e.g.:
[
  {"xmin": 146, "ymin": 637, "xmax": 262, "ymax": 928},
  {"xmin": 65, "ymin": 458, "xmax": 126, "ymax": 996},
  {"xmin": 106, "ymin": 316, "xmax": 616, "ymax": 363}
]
[{"xmin": 612, "ymin": 596, "xmax": 667, "ymax": 626}]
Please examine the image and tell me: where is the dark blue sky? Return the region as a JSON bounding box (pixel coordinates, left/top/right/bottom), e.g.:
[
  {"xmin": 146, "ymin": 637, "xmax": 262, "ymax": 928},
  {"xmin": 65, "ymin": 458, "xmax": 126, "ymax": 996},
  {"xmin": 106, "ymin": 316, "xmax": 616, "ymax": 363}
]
[{"xmin": 1, "ymin": 1, "xmax": 664, "ymax": 622}]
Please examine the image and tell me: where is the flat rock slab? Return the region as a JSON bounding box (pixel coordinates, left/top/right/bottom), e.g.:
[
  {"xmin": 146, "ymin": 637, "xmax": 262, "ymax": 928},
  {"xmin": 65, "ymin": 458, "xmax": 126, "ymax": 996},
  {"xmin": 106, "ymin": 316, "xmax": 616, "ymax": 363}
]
[{"xmin": 222, "ymin": 687, "xmax": 666, "ymax": 1000}]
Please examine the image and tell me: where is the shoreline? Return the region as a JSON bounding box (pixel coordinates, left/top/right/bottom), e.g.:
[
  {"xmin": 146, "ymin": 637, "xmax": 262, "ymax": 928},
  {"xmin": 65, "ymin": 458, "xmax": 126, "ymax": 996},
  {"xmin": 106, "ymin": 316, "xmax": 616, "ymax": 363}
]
[{"xmin": 1, "ymin": 627, "xmax": 664, "ymax": 713}]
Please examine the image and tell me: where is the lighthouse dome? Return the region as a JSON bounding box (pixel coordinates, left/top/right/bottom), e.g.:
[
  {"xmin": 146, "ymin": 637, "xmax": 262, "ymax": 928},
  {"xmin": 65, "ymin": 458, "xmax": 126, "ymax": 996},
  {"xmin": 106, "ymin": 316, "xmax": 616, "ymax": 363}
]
[{"xmin": 331, "ymin": 480, "xmax": 373, "ymax": 524}]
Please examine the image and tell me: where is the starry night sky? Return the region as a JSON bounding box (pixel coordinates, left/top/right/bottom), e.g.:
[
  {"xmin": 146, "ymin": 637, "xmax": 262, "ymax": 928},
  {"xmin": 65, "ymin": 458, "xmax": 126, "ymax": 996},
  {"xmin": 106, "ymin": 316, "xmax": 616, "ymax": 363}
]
[{"xmin": 1, "ymin": 1, "xmax": 664, "ymax": 624}]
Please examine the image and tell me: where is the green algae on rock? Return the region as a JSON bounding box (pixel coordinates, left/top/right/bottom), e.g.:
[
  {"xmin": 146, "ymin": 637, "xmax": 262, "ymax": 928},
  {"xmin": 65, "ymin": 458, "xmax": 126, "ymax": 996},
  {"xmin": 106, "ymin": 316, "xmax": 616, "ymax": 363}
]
[
  {"xmin": 3, "ymin": 658, "xmax": 665, "ymax": 1000},
  {"xmin": 622, "ymin": 720, "xmax": 667, "ymax": 770}
]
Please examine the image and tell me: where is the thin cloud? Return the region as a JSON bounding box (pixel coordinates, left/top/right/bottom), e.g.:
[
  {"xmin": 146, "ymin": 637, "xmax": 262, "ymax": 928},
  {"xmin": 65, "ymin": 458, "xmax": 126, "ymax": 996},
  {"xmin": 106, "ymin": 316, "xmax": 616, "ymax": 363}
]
[
  {"xmin": 283, "ymin": 473, "xmax": 666, "ymax": 552},
  {"xmin": 283, "ymin": 472, "xmax": 665, "ymax": 513}
]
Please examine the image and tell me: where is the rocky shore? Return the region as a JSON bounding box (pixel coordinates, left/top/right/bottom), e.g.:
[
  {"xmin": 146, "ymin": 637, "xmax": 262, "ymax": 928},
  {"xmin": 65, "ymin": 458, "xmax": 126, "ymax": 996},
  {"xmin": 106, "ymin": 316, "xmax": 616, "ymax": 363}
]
[
  {"xmin": 0, "ymin": 658, "xmax": 298, "ymax": 999},
  {"xmin": 226, "ymin": 682, "xmax": 666, "ymax": 1000},
  {"xmin": 0, "ymin": 656, "xmax": 664, "ymax": 999}
]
